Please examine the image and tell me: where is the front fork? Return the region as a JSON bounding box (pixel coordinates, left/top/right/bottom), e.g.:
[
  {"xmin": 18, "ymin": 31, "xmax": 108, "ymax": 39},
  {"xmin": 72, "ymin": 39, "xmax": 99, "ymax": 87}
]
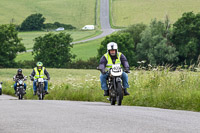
[{"xmin": 108, "ymin": 76, "xmax": 122, "ymax": 97}]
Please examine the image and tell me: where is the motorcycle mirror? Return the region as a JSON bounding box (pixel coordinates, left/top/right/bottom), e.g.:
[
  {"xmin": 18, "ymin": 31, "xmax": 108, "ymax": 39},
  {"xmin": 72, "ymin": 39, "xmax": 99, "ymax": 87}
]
[{"xmin": 0, "ymin": 82, "xmax": 2, "ymax": 84}]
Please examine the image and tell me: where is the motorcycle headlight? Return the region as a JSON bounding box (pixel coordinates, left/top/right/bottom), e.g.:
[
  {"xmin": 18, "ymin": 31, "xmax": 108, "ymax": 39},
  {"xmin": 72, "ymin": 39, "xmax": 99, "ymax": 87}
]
[{"xmin": 19, "ymin": 80, "xmax": 23, "ymax": 84}]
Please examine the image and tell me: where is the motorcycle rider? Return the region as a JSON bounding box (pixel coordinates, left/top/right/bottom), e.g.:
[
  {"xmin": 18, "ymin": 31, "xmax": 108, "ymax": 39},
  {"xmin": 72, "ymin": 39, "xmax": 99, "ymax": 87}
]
[
  {"xmin": 13, "ymin": 69, "xmax": 27, "ymax": 94},
  {"xmin": 30, "ymin": 62, "xmax": 50, "ymax": 95},
  {"xmin": 98, "ymin": 42, "xmax": 130, "ymax": 96}
]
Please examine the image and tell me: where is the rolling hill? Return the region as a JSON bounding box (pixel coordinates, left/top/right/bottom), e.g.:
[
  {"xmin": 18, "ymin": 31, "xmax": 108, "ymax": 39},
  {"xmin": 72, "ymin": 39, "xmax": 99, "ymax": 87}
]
[{"xmin": 111, "ymin": 0, "xmax": 200, "ymax": 27}]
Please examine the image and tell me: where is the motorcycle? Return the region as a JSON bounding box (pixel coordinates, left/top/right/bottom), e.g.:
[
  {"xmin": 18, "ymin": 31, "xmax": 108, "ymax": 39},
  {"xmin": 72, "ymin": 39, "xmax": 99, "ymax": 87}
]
[
  {"xmin": 15, "ymin": 77, "xmax": 27, "ymax": 100},
  {"xmin": 98, "ymin": 64, "xmax": 124, "ymax": 106},
  {"xmin": 35, "ymin": 78, "xmax": 47, "ymax": 100},
  {"xmin": 0, "ymin": 82, "xmax": 3, "ymax": 95}
]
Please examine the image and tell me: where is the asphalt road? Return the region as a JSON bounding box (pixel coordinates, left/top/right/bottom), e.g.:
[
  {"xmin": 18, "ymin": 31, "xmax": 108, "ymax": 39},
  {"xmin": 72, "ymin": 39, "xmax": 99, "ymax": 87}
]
[{"xmin": 0, "ymin": 94, "xmax": 200, "ymax": 133}]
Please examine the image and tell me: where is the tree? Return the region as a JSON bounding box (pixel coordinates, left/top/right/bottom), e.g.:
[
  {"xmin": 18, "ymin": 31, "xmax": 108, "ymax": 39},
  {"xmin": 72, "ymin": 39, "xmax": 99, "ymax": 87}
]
[
  {"xmin": 121, "ymin": 23, "xmax": 147, "ymax": 51},
  {"xmin": 32, "ymin": 32, "xmax": 75, "ymax": 68},
  {"xmin": 20, "ymin": 13, "xmax": 45, "ymax": 31},
  {"xmin": 172, "ymin": 12, "xmax": 200, "ymax": 64},
  {"xmin": 97, "ymin": 33, "xmax": 136, "ymax": 66},
  {"xmin": 137, "ymin": 19, "xmax": 178, "ymax": 66},
  {"xmin": 0, "ymin": 24, "xmax": 26, "ymax": 67}
]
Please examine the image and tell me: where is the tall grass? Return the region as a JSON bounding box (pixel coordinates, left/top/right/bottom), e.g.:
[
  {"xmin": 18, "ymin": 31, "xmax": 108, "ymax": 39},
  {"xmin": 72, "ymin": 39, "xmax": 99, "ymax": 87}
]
[
  {"xmin": 127, "ymin": 69, "xmax": 200, "ymax": 111},
  {"xmin": 1, "ymin": 68, "xmax": 200, "ymax": 111}
]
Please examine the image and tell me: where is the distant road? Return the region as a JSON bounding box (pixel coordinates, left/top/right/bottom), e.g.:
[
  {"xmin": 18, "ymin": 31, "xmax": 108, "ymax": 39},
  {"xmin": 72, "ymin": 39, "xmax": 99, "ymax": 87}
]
[
  {"xmin": 26, "ymin": 0, "xmax": 117, "ymax": 53},
  {"xmin": 0, "ymin": 94, "xmax": 200, "ymax": 133},
  {"xmin": 72, "ymin": 0, "xmax": 117, "ymax": 44}
]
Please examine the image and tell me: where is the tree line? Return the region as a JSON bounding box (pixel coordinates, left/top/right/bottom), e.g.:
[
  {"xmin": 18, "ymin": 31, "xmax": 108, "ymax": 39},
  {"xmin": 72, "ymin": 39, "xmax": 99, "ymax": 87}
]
[
  {"xmin": 0, "ymin": 12, "xmax": 200, "ymax": 68},
  {"xmin": 98, "ymin": 12, "xmax": 200, "ymax": 68},
  {"xmin": 17, "ymin": 13, "xmax": 76, "ymax": 31}
]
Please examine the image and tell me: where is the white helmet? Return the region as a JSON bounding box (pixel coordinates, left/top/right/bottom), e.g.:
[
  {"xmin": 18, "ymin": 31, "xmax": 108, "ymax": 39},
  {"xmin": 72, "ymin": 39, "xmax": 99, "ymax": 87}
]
[{"xmin": 107, "ymin": 42, "xmax": 118, "ymax": 52}]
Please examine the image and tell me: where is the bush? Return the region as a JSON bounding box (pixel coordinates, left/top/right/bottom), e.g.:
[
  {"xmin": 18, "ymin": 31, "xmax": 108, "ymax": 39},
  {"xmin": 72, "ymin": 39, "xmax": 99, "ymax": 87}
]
[
  {"xmin": 69, "ymin": 57, "xmax": 99, "ymax": 69},
  {"xmin": 16, "ymin": 60, "xmax": 37, "ymax": 68},
  {"xmin": 20, "ymin": 13, "xmax": 45, "ymax": 31},
  {"xmin": 44, "ymin": 22, "xmax": 76, "ymax": 30}
]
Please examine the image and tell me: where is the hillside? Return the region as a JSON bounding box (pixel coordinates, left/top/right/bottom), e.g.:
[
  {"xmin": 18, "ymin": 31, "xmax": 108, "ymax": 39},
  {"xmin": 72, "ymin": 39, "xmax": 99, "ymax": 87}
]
[
  {"xmin": 111, "ymin": 0, "xmax": 200, "ymax": 27},
  {"xmin": 0, "ymin": 0, "xmax": 96, "ymax": 28}
]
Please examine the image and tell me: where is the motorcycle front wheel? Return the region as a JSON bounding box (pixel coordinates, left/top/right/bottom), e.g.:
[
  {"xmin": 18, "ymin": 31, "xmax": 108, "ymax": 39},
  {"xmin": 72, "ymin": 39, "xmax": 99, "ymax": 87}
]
[
  {"xmin": 38, "ymin": 84, "xmax": 44, "ymax": 100},
  {"xmin": 110, "ymin": 97, "xmax": 116, "ymax": 105},
  {"xmin": 18, "ymin": 94, "xmax": 23, "ymax": 100},
  {"xmin": 116, "ymin": 82, "xmax": 123, "ymax": 106}
]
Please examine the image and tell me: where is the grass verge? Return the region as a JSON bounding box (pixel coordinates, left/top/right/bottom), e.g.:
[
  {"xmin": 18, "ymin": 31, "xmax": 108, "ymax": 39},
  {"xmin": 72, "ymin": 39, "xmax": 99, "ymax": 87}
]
[{"xmin": 1, "ymin": 68, "xmax": 200, "ymax": 112}]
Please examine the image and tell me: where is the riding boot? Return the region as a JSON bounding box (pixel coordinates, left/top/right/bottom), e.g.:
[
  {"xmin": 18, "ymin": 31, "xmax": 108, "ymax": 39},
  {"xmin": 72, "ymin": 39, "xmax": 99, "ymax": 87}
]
[
  {"xmin": 124, "ymin": 88, "xmax": 130, "ymax": 96},
  {"xmin": 104, "ymin": 90, "xmax": 109, "ymax": 96},
  {"xmin": 33, "ymin": 91, "xmax": 36, "ymax": 95},
  {"xmin": 45, "ymin": 91, "xmax": 49, "ymax": 94}
]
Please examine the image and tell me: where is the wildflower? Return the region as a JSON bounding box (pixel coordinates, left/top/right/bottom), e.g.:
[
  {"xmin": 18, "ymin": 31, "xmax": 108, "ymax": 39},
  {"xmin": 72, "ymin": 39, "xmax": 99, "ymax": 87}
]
[{"xmin": 153, "ymin": 68, "xmax": 157, "ymax": 71}]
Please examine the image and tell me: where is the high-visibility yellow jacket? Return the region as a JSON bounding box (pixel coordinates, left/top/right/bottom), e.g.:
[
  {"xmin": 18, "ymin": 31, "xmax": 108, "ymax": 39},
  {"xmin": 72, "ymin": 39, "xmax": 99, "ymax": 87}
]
[
  {"xmin": 34, "ymin": 67, "xmax": 45, "ymax": 79},
  {"xmin": 104, "ymin": 52, "xmax": 122, "ymax": 69}
]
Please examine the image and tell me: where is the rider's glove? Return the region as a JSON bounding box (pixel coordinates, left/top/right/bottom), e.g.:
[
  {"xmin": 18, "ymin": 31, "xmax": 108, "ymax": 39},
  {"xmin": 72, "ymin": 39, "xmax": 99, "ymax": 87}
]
[
  {"xmin": 100, "ymin": 69, "xmax": 106, "ymax": 75},
  {"xmin": 124, "ymin": 68, "xmax": 130, "ymax": 73},
  {"xmin": 47, "ymin": 77, "xmax": 50, "ymax": 80},
  {"xmin": 30, "ymin": 77, "xmax": 34, "ymax": 81}
]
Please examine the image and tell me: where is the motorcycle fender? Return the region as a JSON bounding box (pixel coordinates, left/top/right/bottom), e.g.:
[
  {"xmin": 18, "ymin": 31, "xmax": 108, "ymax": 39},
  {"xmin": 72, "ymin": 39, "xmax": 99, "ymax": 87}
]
[{"xmin": 115, "ymin": 77, "xmax": 121, "ymax": 82}]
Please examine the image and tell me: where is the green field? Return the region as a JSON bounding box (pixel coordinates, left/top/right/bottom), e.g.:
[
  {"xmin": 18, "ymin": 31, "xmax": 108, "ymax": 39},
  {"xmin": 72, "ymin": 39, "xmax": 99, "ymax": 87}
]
[
  {"xmin": 15, "ymin": 37, "xmax": 104, "ymax": 62},
  {"xmin": 72, "ymin": 37, "xmax": 104, "ymax": 60},
  {"xmin": 1, "ymin": 68, "xmax": 200, "ymax": 111},
  {"xmin": 0, "ymin": 0, "xmax": 96, "ymax": 28},
  {"xmin": 111, "ymin": 0, "xmax": 200, "ymax": 27},
  {"xmin": 15, "ymin": 52, "xmax": 33, "ymax": 62},
  {"xmin": 18, "ymin": 30, "xmax": 102, "ymax": 50}
]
